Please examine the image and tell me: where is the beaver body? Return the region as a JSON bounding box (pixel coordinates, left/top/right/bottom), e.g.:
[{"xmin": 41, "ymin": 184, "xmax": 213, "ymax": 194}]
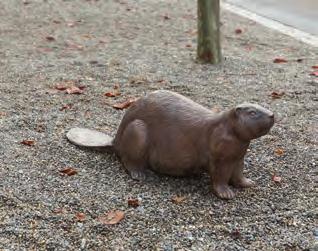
[{"xmin": 67, "ymin": 90, "xmax": 275, "ymax": 199}]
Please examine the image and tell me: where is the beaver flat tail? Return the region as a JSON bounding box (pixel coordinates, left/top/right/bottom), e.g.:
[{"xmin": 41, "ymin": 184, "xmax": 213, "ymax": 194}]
[{"xmin": 66, "ymin": 128, "xmax": 114, "ymax": 148}]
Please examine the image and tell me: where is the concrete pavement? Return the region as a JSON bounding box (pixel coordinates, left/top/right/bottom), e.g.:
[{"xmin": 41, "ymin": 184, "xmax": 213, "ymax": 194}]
[{"xmin": 225, "ymin": 0, "xmax": 318, "ymax": 35}]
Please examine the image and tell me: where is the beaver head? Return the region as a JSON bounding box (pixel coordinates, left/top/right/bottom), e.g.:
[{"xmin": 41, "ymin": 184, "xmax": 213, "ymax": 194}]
[{"xmin": 232, "ymin": 103, "xmax": 274, "ymax": 141}]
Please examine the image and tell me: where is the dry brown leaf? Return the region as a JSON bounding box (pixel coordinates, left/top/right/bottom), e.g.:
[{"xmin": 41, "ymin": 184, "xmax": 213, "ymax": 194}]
[
  {"xmin": 231, "ymin": 229, "xmax": 241, "ymax": 239},
  {"xmin": 274, "ymin": 148, "xmax": 284, "ymax": 156},
  {"xmin": 98, "ymin": 210, "xmax": 125, "ymax": 225},
  {"xmin": 112, "ymin": 98, "xmax": 138, "ymax": 110},
  {"xmin": 60, "ymin": 104, "xmax": 73, "ymax": 111},
  {"xmin": 272, "ymin": 174, "xmax": 282, "ymax": 183},
  {"xmin": 59, "ymin": 167, "xmax": 78, "ymax": 176},
  {"xmin": 171, "ymin": 195, "xmax": 186, "ymax": 204},
  {"xmin": 270, "ymin": 91, "xmax": 285, "ymax": 99},
  {"xmin": 55, "ymin": 84, "xmax": 68, "ymax": 91},
  {"xmin": 235, "ymin": 28, "xmax": 242, "ymax": 34},
  {"xmin": 66, "ymin": 86, "xmax": 84, "ymax": 94},
  {"xmin": 82, "ymin": 34, "xmax": 93, "ymax": 39},
  {"xmin": 312, "ymin": 66, "xmax": 318, "ymax": 69},
  {"xmin": 273, "ymin": 58, "xmax": 288, "ymax": 63},
  {"xmin": 156, "ymin": 79, "xmax": 168, "ymax": 84},
  {"xmin": 104, "ymin": 90, "xmax": 121, "ymax": 97},
  {"xmin": 21, "ymin": 140, "xmax": 35, "ymax": 146},
  {"xmin": 185, "ymin": 44, "xmax": 192, "ymax": 48},
  {"xmin": 129, "ymin": 76, "xmax": 148, "ymax": 85},
  {"xmin": 46, "ymin": 36, "xmax": 56, "ymax": 41},
  {"xmin": 78, "ymin": 85, "xmax": 86, "ymax": 90},
  {"xmin": 127, "ymin": 198, "xmax": 140, "ymax": 208},
  {"xmin": 310, "ymin": 71, "xmax": 318, "ymax": 77},
  {"xmin": 75, "ymin": 212, "xmax": 86, "ymax": 222}
]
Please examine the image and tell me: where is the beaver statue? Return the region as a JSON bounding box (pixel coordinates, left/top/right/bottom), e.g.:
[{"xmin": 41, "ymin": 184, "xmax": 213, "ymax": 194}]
[{"xmin": 66, "ymin": 90, "xmax": 274, "ymax": 199}]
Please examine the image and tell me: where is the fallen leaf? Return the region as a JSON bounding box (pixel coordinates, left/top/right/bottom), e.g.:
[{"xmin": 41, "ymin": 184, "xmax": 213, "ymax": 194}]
[
  {"xmin": 274, "ymin": 148, "xmax": 284, "ymax": 156},
  {"xmin": 231, "ymin": 229, "xmax": 241, "ymax": 239},
  {"xmin": 0, "ymin": 111, "xmax": 6, "ymax": 116},
  {"xmin": 163, "ymin": 15, "xmax": 170, "ymax": 20},
  {"xmin": 77, "ymin": 85, "xmax": 86, "ymax": 90},
  {"xmin": 46, "ymin": 36, "xmax": 56, "ymax": 41},
  {"xmin": 129, "ymin": 76, "xmax": 148, "ymax": 85},
  {"xmin": 60, "ymin": 104, "xmax": 73, "ymax": 111},
  {"xmin": 66, "ymin": 86, "xmax": 84, "ymax": 94},
  {"xmin": 156, "ymin": 79, "xmax": 168, "ymax": 84},
  {"xmin": 185, "ymin": 44, "xmax": 192, "ymax": 48},
  {"xmin": 52, "ymin": 20, "xmax": 61, "ymax": 24},
  {"xmin": 171, "ymin": 195, "xmax": 186, "ymax": 204},
  {"xmin": 273, "ymin": 58, "xmax": 287, "ymax": 63},
  {"xmin": 104, "ymin": 90, "xmax": 121, "ymax": 97},
  {"xmin": 98, "ymin": 210, "xmax": 124, "ymax": 225},
  {"xmin": 310, "ymin": 71, "xmax": 318, "ymax": 77},
  {"xmin": 59, "ymin": 167, "xmax": 78, "ymax": 176},
  {"xmin": 112, "ymin": 98, "xmax": 138, "ymax": 110},
  {"xmin": 21, "ymin": 140, "xmax": 35, "ymax": 146},
  {"xmin": 55, "ymin": 84, "xmax": 68, "ymax": 91},
  {"xmin": 270, "ymin": 91, "xmax": 285, "ymax": 99},
  {"xmin": 272, "ymin": 174, "xmax": 282, "ymax": 183},
  {"xmin": 89, "ymin": 60, "xmax": 98, "ymax": 65},
  {"xmin": 75, "ymin": 212, "xmax": 86, "ymax": 222},
  {"xmin": 82, "ymin": 34, "xmax": 93, "ymax": 39},
  {"xmin": 296, "ymin": 58, "xmax": 303, "ymax": 62},
  {"xmin": 235, "ymin": 28, "xmax": 242, "ymax": 34},
  {"xmin": 312, "ymin": 66, "xmax": 318, "ymax": 69},
  {"xmin": 127, "ymin": 198, "xmax": 140, "ymax": 208}
]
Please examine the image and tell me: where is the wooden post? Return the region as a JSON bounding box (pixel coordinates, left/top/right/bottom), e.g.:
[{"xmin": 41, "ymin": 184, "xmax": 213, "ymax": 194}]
[{"xmin": 197, "ymin": 0, "xmax": 222, "ymax": 64}]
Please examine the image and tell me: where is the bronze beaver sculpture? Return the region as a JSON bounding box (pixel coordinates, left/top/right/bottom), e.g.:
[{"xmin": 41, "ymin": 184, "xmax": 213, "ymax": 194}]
[{"xmin": 67, "ymin": 90, "xmax": 274, "ymax": 199}]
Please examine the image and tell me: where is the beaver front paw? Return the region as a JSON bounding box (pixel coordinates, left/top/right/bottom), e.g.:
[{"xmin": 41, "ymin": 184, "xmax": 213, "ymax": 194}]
[{"xmin": 213, "ymin": 184, "xmax": 235, "ymax": 199}]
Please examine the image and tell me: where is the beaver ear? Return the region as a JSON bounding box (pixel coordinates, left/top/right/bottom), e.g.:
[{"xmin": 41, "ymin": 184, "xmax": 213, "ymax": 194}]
[{"xmin": 235, "ymin": 107, "xmax": 242, "ymax": 115}]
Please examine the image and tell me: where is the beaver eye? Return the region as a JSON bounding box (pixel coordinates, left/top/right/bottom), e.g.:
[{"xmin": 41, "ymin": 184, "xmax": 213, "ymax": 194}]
[{"xmin": 249, "ymin": 111, "xmax": 256, "ymax": 116}]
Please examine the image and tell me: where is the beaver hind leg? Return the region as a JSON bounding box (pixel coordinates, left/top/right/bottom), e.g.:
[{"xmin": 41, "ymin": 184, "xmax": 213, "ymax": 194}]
[
  {"xmin": 118, "ymin": 119, "xmax": 148, "ymax": 181},
  {"xmin": 230, "ymin": 159, "xmax": 255, "ymax": 188}
]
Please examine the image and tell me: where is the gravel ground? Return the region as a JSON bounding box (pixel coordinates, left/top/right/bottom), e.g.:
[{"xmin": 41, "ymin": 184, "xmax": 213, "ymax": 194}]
[{"xmin": 0, "ymin": 0, "xmax": 317, "ymax": 250}]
